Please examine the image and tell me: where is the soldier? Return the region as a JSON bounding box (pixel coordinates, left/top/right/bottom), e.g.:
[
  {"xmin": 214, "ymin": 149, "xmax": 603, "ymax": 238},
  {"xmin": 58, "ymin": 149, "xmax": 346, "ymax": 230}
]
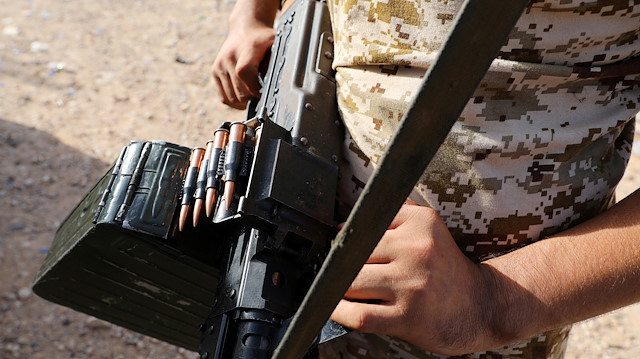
[{"xmin": 211, "ymin": 0, "xmax": 640, "ymax": 358}]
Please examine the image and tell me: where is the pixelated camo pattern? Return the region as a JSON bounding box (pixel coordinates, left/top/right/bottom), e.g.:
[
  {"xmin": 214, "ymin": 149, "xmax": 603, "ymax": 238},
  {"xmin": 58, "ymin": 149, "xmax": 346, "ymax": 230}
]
[
  {"xmin": 321, "ymin": 0, "xmax": 640, "ymax": 358},
  {"xmin": 319, "ymin": 325, "xmax": 571, "ymax": 359}
]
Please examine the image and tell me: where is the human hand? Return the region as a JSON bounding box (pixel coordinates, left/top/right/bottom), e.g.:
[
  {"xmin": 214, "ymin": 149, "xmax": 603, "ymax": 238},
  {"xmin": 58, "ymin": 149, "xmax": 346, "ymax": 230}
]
[
  {"xmin": 330, "ymin": 205, "xmax": 495, "ymax": 355},
  {"xmin": 211, "ymin": 15, "xmax": 275, "ymax": 109}
]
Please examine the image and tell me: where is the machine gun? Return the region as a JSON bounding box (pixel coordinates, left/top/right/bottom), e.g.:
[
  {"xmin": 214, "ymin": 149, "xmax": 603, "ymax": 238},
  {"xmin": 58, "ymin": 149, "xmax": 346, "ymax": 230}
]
[
  {"xmin": 34, "ymin": 0, "xmax": 531, "ymax": 357},
  {"xmin": 34, "ymin": 0, "xmax": 345, "ymax": 357},
  {"xmin": 196, "ymin": 0, "xmax": 345, "ymax": 357}
]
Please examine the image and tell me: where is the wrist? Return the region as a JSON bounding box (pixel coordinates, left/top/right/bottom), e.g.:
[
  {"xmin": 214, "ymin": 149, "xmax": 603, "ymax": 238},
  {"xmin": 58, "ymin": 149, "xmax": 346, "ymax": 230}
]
[
  {"xmin": 425, "ymin": 262, "xmax": 519, "ymax": 355},
  {"xmin": 477, "ymin": 263, "xmax": 521, "ymax": 348},
  {"xmin": 476, "ymin": 258, "xmax": 552, "ymax": 351}
]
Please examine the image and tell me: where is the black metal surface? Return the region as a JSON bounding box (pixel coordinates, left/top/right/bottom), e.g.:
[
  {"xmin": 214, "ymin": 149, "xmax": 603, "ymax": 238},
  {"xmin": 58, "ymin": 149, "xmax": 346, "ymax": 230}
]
[{"xmin": 198, "ymin": 0, "xmax": 344, "ymax": 358}]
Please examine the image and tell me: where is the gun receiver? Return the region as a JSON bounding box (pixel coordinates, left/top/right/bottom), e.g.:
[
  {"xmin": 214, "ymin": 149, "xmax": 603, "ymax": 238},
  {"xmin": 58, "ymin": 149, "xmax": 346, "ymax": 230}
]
[{"xmin": 196, "ymin": 0, "xmax": 343, "ymax": 357}]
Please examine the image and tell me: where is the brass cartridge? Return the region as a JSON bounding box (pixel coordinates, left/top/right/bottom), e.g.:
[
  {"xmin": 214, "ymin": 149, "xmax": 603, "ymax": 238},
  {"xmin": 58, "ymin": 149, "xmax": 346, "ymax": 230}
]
[
  {"xmin": 205, "ymin": 124, "xmax": 230, "ymax": 217},
  {"xmin": 179, "ymin": 147, "xmax": 205, "ymax": 231},
  {"xmin": 223, "ymin": 122, "xmax": 246, "ymax": 210}
]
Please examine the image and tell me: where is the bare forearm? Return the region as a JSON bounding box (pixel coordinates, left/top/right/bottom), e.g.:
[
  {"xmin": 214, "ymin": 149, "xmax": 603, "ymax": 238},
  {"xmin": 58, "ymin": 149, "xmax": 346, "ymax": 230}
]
[
  {"xmin": 228, "ymin": 0, "xmax": 281, "ymax": 28},
  {"xmin": 482, "ymin": 189, "xmax": 640, "ymax": 347},
  {"xmin": 330, "ymin": 192, "xmax": 639, "ymax": 355}
]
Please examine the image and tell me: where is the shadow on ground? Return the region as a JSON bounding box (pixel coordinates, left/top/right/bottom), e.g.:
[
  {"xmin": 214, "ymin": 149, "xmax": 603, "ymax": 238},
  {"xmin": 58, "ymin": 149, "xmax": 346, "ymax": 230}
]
[{"xmin": 0, "ymin": 119, "xmax": 193, "ymax": 359}]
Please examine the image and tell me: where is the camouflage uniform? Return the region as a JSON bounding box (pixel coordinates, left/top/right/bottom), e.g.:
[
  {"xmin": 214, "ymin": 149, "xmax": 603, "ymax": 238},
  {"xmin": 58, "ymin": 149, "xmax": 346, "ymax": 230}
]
[{"xmin": 319, "ymin": 0, "xmax": 640, "ymax": 358}]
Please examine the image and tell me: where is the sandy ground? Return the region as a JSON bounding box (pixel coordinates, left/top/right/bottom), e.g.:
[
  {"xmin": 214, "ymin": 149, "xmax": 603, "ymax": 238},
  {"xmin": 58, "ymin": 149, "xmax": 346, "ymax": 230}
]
[{"xmin": 0, "ymin": 0, "xmax": 639, "ymax": 358}]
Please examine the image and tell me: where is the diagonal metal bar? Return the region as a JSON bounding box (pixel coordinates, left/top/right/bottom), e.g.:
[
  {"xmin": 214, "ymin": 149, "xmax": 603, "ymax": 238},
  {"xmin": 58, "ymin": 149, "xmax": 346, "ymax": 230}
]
[{"xmin": 272, "ymin": 0, "xmax": 530, "ymax": 358}]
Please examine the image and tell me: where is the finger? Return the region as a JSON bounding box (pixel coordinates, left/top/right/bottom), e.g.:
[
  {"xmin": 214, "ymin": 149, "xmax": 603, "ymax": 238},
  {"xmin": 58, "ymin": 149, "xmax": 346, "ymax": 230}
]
[
  {"xmin": 330, "ymin": 299, "xmax": 396, "ymax": 335},
  {"xmin": 212, "ymin": 72, "xmax": 233, "ymax": 105},
  {"xmin": 236, "ymin": 39, "xmax": 272, "ymax": 97},
  {"xmin": 229, "ymin": 62, "xmax": 253, "ymax": 104},
  {"xmin": 236, "ymin": 58, "xmax": 260, "ymax": 98},
  {"xmin": 344, "ymin": 264, "xmax": 394, "ymax": 301},
  {"xmin": 388, "ymin": 204, "xmax": 417, "ymax": 229},
  {"xmin": 366, "ymin": 236, "xmax": 395, "ymax": 264},
  {"xmin": 211, "ymin": 59, "xmax": 236, "ymax": 101},
  {"xmin": 211, "ymin": 50, "xmax": 250, "ymax": 109},
  {"xmin": 388, "ymin": 202, "xmax": 437, "ymax": 231},
  {"xmin": 213, "ymin": 66, "xmax": 246, "ymax": 110},
  {"xmin": 366, "ymin": 223, "xmax": 407, "ymax": 263},
  {"xmin": 367, "ymin": 205, "xmax": 432, "ymax": 263}
]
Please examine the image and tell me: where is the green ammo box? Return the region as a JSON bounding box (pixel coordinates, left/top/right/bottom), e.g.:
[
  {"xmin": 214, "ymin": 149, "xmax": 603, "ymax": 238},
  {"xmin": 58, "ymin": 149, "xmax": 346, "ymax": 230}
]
[{"xmin": 33, "ymin": 140, "xmax": 223, "ymax": 351}]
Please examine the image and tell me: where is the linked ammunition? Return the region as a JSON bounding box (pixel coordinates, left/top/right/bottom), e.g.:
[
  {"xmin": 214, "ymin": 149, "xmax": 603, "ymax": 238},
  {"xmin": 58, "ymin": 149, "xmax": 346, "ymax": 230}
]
[
  {"xmin": 205, "ymin": 123, "xmax": 230, "ymax": 217},
  {"xmin": 223, "ymin": 122, "xmax": 246, "ymax": 210},
  {"xmin": 193, "ymin": 141, "xmax": 213, "ymax": 227},
  {"xmin": 179, "ymin": 147, "xmax": 205, "ymax": 231}
]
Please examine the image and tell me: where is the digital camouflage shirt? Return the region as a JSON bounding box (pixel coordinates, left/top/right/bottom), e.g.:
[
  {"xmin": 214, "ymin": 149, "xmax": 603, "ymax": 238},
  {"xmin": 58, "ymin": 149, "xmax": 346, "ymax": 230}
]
[{"xmin": 320, "ymin": 0, "xmax": 640, "ymax": 358}]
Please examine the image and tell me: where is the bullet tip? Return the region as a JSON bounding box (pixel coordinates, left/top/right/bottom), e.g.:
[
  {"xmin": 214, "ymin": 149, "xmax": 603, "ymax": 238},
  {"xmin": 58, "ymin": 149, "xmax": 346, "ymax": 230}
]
[
  {"xmin": 224, "ymin": 182, "xmax": 235, "ymax": 211},
  {"xmin": 178, "ymin": 205, "xmax": 189, "ymax": 232},
  {"xmin": 205, "ymin": 188, "xmax": 217, "ymax": 218},
  {"xmin": 193, "ymin": 199, "xmax": 203, "ymax": 227}
]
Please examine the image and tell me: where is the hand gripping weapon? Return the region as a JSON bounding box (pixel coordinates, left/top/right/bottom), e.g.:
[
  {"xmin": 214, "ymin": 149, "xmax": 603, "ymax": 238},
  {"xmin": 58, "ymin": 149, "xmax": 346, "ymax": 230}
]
[{"xmin": 33, "ymin": 0, "xmax": 530, "ymax": 358}]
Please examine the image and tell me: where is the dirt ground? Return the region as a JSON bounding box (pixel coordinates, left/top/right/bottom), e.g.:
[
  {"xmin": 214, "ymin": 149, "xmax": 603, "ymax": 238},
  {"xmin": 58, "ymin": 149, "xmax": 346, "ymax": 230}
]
[{"xmin": 0, "ymin": 0, "xmax": 638, "ymax": 358}]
